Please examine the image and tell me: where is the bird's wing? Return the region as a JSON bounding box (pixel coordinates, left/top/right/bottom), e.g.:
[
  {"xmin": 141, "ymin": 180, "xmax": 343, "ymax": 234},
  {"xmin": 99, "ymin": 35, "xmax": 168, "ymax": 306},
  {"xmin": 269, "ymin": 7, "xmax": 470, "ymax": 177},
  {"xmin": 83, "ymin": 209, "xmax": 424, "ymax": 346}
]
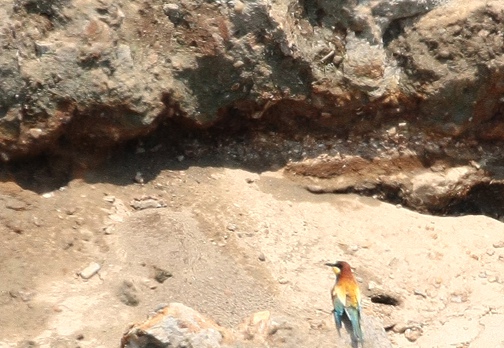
[
  {"xmin": 332, "ymin": 286, "xmax": 346, "ymax": 329},
  {"xmin": 331, "ymin": 286, "xmax": 345, "ymax": 332},
  {"xmin": 349, "ymin": 285, "xmax": 361, "ymax": 309},
  {"xmin": 333, "ymin": 284, "xmax": 348, "ymax": 307},
  {"xmin": 332, "ymin": 294, "xmax": 345, "ymax": 332}
]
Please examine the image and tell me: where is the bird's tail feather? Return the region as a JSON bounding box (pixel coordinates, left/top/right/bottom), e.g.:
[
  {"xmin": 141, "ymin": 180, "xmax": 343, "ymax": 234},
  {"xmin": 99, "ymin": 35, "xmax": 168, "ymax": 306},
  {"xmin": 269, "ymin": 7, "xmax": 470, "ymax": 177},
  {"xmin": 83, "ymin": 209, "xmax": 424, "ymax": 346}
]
[{"xmin": 346, "ymin": 307, "xmax": 363, "ymax": 342}]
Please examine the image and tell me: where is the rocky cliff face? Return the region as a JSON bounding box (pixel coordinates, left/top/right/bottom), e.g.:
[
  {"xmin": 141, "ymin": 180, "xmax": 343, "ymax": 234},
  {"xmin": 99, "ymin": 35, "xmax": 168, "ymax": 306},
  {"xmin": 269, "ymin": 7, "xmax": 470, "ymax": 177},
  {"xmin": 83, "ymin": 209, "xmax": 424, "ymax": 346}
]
[
  {"xmin": 2, "ymin": 0, "xmax": 504, "ymax": 219},
  {"xmin": 1, "ymin": 0, "xmax": 504, "ymax": 160}
]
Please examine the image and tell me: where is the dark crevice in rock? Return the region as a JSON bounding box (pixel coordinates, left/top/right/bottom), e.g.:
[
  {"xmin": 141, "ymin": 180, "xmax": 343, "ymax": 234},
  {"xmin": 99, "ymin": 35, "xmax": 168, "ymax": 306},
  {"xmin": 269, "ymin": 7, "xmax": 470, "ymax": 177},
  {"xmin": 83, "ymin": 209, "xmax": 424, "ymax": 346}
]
[
  {"xmin": 340, "ymin": 184, "xmax": 405, "ymax": 206},
  {"xmin": 333, "ymin": 179, "xmax": 504, "ymax": 223},
  {"xmin": 443, "ymin": 182, "xmax": 504, "ymax": 221},
  {"xmin": 384, "ymin": 325, "xmax": 395, "ymax": 332},
  {"xmin": 14, "ymin": 0, "xmax": 71, "ymax": 24},
  {"xmin": 1, "ymin": 153, "xmax": 72, "ymax": 193},
  {"xmin": 370, "ymin": 294, "xmax": 401, "ymax": 306},
  {"xmin": 299, "ymin": 0, "xmax": 355, "ymax": 32},
  {"xmin": 383, "ymin": 18, "xmax": 405, "ymax": 47},
  {"xmin": 300, "ymin": 0, "xmax": 326, "ymax": 27},
  {"xmin": 3, "ymin": 95, "xmax": 504, "ymax": 224}
]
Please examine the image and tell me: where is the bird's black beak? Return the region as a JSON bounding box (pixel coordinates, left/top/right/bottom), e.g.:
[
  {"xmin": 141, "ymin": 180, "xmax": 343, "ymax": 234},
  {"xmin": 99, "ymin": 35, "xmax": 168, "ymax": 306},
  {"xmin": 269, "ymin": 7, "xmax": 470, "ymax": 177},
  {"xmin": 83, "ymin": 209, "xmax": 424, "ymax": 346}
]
[{"xmin": 325, "ymin": 262, "xmax": 337, "ymax": 267}]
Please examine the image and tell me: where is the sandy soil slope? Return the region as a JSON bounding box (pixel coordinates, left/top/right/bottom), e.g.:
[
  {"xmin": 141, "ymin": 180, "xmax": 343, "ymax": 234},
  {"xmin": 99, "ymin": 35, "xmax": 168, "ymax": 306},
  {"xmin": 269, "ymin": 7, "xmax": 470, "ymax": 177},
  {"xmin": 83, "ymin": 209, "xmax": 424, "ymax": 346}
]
[{"xmin": 1, "ymin": 151, "xmax": 503, "ymax": 347}]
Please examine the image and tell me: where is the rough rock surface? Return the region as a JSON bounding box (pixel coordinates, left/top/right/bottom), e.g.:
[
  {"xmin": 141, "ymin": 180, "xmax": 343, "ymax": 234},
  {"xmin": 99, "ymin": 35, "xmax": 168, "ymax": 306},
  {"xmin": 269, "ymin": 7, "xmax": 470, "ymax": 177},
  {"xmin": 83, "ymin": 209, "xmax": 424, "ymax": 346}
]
[
  {"xmin": 121, "ymin": 303, "xmax": 229, "ymax": 348},
  {"xmin": 286, "ymin": 154, "xmax": 503, "ymax": 219},
  {"xmin": 2, "ymin": 0, "xmax": 504, "ymax": 161}
]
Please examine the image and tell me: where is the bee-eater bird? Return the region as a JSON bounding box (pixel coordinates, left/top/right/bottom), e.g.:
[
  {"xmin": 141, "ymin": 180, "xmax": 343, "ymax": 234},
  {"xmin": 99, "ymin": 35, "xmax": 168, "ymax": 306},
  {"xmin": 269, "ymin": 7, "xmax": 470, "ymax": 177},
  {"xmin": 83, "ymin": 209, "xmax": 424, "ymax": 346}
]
[{"xmin": 325, "ymin": 261, "xmax": 363, "ymax": 346}]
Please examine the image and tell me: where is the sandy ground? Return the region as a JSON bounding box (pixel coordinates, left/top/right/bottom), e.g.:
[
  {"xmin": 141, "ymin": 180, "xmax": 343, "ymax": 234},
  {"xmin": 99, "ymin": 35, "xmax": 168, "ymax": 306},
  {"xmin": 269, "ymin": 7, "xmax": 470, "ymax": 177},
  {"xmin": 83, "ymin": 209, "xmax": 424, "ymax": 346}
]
[{"xmin": 1, "ymin": 149, "xmax": 504, "ymax": 348}]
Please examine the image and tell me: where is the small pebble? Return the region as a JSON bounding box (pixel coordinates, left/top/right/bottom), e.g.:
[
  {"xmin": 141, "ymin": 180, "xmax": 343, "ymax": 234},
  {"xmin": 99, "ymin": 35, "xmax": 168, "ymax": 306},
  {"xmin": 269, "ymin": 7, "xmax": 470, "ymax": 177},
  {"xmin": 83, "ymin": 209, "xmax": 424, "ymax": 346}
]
[
  {"xmin": 392, "ymin": 323, "xmax": 408, "ymax": 334},
  {"xmin": 233, "ymin": 60, "xmax": 245, "ymax": 68},
  {"xmin": 278, "ymin": 277, "xmax": 289, "ymax": 284},
  {"xmin": 130, "ymin": 197, "xmax": 167, "ymax": 210},
  {"xmin": 163, "ymin": 3, "xmax": 180, "ymax": 13},
  {"xmin": 332, "ymin": 55, "xmax": 343, "ymax": 65},
  {"xmin": 493, "ymin": 241, "xmax": 504, "ymax": 248},
  {"xmin": 258, "ymin": 253, "xmax": 266, "ymax": 261},
  {"xmin": 437, "ymin": 49, "xmax": 451, "ymax": 59},
  {"xmin": 163, "ymin": 2, "xmax": 184, "ymax": 25},
  {"xmin": 368, "ymin": 280, "xmax": 379, "ymax": 291},
  {"xmin": 414, "ymin": 289, "xmax": 427, "ymax": 298},
  {"xmin": 387, "ymin": 127, "xmax": 397, "ymax": 136},
  {"xmin": 103, "ymin": 195, "xmax": 116, "ymax": 203},
  {"xmin": 234, "ymin": 0, "xmax": 245, "ymax": 13},
  {"xmin": 6, "ymin": 220, "xmax": 23, "ymax": 234},
  {"xmin": 488, "ymin": 276, "xmax": 498, "ymax": 283},
  {"xmin": 65, "ymin": 207, "xmax": 77, "ymax": 215},
  {"xmin": 404, "ymin": 328, "xmax": 422, "ymax": 342},
  {"xmin": 450, "ymin": 295, "xmax": 464, "ymax": 303},
  {"xmin": 153, "ymin": 266, "xmax": 172, "ymax": 283},
  {"xmin": 305, "ymin": 185, "xmax": 325, "ymax": 193},
  {"xmin": 79, "ymin": 228, "xmax": 94, "ymax": 242},
  {"xmin": 79, "ymin": 262, "xmax": 101, "ymax": 279},
  {"xmin": 103, "ymin": 225, "xmax": 114, "ymax": 235},
  {"xmin": 134, "ymin": 172, "xmax": 144, "ymax": 184}
]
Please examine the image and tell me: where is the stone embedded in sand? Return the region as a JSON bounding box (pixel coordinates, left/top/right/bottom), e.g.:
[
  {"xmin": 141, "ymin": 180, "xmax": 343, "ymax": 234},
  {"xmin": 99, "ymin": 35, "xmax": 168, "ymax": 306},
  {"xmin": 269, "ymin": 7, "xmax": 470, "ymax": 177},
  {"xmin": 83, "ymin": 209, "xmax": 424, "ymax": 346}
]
[
  {"xmin": 392, "ymin": 322, "xmax": 408, "ymax": 334},
  {"xmin": 404, "ymin": 327, "xmax": 422, "ymax": 342},
  {"xmin": 134, "ymin": 172, "xmax": 144, "ymax": 185},
  {"xmin": 493, "ymin": 241, "xmax": 504, "ymax": 248},
  {"xmin": 130, "ymin": 196, "xmax": 167, "ymax": 210},
  {"xmin": 79, "ymin": 262, "xmax": 101, "ymax": 279},
  {"xmin": 152, "ymin": 266, "xmax": 172, "ymax": 283}
]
